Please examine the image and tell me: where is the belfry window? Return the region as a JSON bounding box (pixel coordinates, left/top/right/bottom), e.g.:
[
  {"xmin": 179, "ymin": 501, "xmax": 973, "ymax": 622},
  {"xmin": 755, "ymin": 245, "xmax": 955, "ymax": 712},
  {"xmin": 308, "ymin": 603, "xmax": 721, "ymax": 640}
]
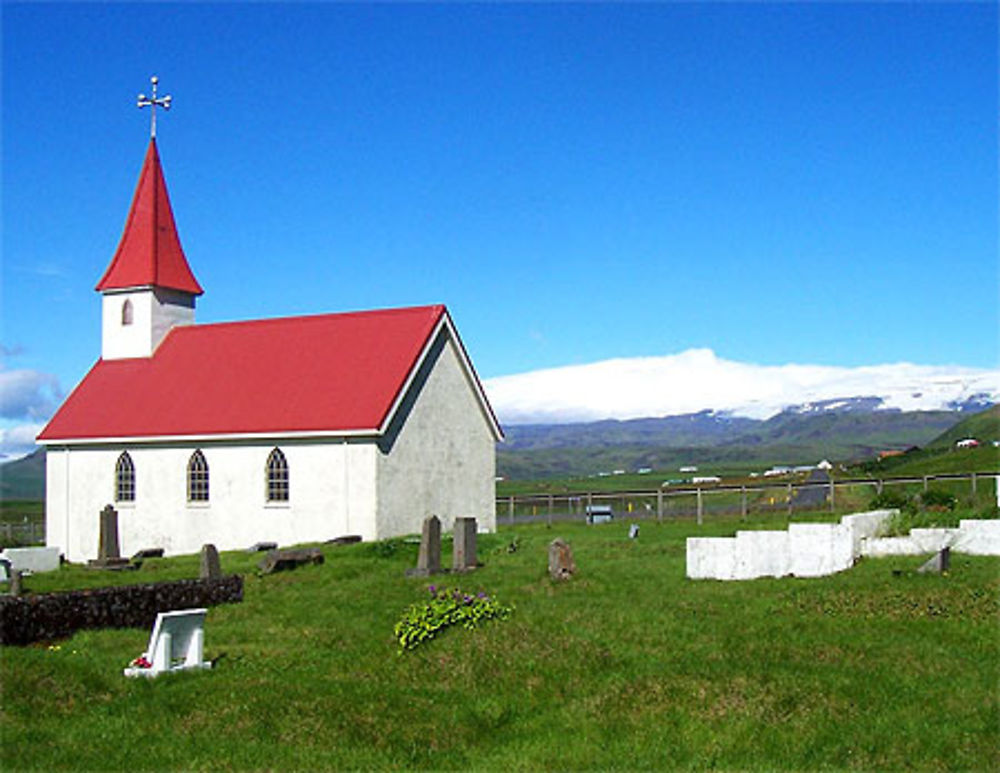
[
  {"xmin": 116, "ymin": 451, "xmax": 135, "ymax": 502},
  {"xmin": 266, "ymin": 448, "xmax": 289, "ymax": 502},
  {"xmin": 122, "ymin": 299, "xmax": 134, "ymax": 326},
  {"xmin": 187, "ymin": 450, "xmax": 209, "ymax": 502}
]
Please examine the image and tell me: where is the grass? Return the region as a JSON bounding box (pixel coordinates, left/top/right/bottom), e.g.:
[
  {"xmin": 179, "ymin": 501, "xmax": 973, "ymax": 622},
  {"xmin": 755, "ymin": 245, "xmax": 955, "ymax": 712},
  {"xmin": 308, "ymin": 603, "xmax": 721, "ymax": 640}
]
[{"xmin": 2, "ymin": 513, "xmax": 998, "ymax": 770}]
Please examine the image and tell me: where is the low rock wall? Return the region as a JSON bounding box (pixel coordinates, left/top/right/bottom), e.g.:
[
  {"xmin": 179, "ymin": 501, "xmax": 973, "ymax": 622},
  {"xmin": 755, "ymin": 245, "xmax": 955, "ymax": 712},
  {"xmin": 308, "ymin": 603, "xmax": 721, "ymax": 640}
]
[{"xmin": 0, "ymin": 575, "xmax": 243, "ymax": 646}]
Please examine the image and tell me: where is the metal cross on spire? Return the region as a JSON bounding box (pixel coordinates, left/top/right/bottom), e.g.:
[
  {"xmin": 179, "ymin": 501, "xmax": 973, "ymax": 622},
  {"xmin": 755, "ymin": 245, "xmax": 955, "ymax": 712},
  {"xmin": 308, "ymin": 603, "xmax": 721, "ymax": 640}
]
[{"xmin": 137, "ymin": 76, "xmax": 172, "ymax": 139}]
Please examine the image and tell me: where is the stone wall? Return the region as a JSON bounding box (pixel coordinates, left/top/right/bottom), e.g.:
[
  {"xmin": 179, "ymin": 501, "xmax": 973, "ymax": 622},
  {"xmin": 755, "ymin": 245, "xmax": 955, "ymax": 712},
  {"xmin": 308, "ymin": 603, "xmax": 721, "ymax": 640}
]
[{"xmin": 0, "ymin": 575, "xmax": 242, "ymax": 646}]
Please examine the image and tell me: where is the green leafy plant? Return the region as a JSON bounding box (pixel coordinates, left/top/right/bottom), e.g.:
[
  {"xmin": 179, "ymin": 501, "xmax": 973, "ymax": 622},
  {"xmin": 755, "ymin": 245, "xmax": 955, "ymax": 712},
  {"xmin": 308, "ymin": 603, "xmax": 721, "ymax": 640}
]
[
  {"xmin": 920, "ymin": 488, "xmax": 957, "ymax": 510},
  {"xmin": 394, "ymin": 586, "xmax": 513, "ymax": 652},
  {"xmin": 869, "ymin": 490, "xmax": 916, "ymax": 515}
]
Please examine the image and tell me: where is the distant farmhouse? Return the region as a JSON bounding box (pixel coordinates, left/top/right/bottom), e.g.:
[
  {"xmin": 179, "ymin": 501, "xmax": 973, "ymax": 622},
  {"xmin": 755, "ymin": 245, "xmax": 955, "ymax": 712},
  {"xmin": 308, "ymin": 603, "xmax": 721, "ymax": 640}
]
[{"xmin": 38, "ymin": 138, "xmax": 502, "ymax": 562}]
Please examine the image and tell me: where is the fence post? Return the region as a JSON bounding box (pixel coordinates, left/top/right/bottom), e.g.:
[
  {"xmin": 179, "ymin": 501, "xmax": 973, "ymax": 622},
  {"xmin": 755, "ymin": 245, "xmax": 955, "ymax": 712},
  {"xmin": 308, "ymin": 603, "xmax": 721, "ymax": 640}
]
[
  {"xmin": 971, "ymin": 472, "xmax": 977, "ymax": 496},
  {"xmin": 508, "ymin": 496, "xmax": 514, "ymax": 525},
  {"xmin": 547, "ymin": 494, "xmax": 553, "ymax": 527},
  {"xmin": 923, "ymin": 475, "xmax": 929, "ymax": 493},
  {"xmin": 829, "ymin": 478, "xmax": 836, "ymax": 512},
  {"xmin": 787, "ymin": 483, "xmax": 793, "ymax": 518},
  {"xmin": 696, "ymin": 488, "xmax": 703, "ymax": 526},
  {"xmin": 741, "ymin": 485, "xmax": 747, "ymax": 521},
  {"xmin": 657, "ymin": 488, "xmax": 663, "ymax": 522}
]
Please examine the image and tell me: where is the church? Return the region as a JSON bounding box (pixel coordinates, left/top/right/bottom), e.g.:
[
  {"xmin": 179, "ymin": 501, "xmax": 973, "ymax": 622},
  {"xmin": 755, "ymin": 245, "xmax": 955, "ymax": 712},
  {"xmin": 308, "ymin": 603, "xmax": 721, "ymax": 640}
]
[{"xmin": 38, "ymin": 133, "xmax": 502, "ymax": 563}]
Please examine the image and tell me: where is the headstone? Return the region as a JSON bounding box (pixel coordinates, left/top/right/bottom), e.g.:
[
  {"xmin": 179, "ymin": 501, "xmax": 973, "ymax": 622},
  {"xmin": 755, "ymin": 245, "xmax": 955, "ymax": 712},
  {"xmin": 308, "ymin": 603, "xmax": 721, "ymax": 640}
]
[
  {"xmin": 917, "ymin": 546, "xmax": 951, "ymax": 574},
  {"xmin": 452, "ymin": 517, "xmax": 478, "ymax": 572},
  {"xmin": 0, "ymin": 557, "xmax": 10, "ymax": 582},
  {"xmin": 548, "ymin": 538, "xmax": 577, "ymax": 581},
  {"xmin": 123, "ymin": 608, "xmax": 212, "ymax": 678},
  {"xmin": 247, "ymin": 541, "xmax": 278, "ymax": 553},
  {"xmin": 407, "ymin": 515, "xmax": 441, "ymax": 577},
  {"xmin": 0, "ymin": 547, "xmax": 61, "ymax": 574},
  {"xmin": 200, "ymin": 544, "xmax": 222, "ymax": 580},
  {"xmin": 629, "ymin": 524, "xmax": 640, "ymax": 539},
  {"xmin": 132, "ymin": 548, "xmax": 164, "ymax": 561},
  {"xmin": 325, "ymin": 535, "xmax": 362, "ymax": 546},
  {"xmin": 88, "ymin": 505, "xmax": 130, "ymax": 569},
  {"xmin": 258, "ymin": 547, "xmax": 324, "ymax": 574},
  {"xmin": 9, "ymin": 569, "xmax": 23, "ymax": 596}
]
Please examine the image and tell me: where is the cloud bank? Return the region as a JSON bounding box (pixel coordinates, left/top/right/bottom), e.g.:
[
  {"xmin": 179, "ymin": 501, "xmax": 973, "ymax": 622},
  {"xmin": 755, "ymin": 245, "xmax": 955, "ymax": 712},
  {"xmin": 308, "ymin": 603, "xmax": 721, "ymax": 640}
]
[
  {"xmin": 0, "ymin": 357, "xmax": 64, "ymax": 460},
  {"xmin": 483, "ymin": 348, "xmax": 1000, "ymax": 425}
]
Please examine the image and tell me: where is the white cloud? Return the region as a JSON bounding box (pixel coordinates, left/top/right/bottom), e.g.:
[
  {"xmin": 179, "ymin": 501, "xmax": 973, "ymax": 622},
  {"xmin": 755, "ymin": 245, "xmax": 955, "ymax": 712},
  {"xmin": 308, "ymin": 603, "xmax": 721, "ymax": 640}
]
[
  {"xmin": 0, "ymin": 422, "xmax": 45, "ymax": 461},
  {"xmin": 483, "ymin": 348, "xmax": 1000, "ymax": 425},
  {"xmin": 0, "ymin": 367, "xmax": 62, "ymax": 421}
]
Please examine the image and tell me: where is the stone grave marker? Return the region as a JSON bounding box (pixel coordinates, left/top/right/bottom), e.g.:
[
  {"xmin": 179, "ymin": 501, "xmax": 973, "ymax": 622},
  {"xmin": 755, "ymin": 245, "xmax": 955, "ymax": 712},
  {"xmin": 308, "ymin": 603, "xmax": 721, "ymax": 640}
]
[
  {"xmin": 200, "ymin": 544, "xmax": 222, "ymax": 580},
  {"xmin": 9, "ymin": 569, "xmax": 23, "ymax": 596},
  {"xmin": 548, "ymin": 538, "xmax": 577, "ymax": 581},
  {"xmin": 259, "ymin": 547, "xmax": 324, "ymax": 574},
  {"xmin": 917, "ymin": 546, "xmax": 951, "ymax": 574},
  {"xmin": 123, "ymin": 608, "xmax": 212, "ymax": 678},
  {"xmin": 0, "ymin": 557, "xmax": 10, "ymax": 583},
  {"xmin": 247, "ymin": 541, "xmax": 278, "ymax": 553},
  {"xmin": 132, "ymin": 548, "xmax": 164, "ymax": 562},
  {"xmin": 629, "ymin": 524, "xmax": 640, "ymax": 539},
  {"xmin": 88, "ymin": 505, "xmax": 130, "ymax": 569},
  {"xmin": 407, "ymin": 515, "xmax": 441, "ymax": 577},
  {"xmin": 452, "ymin": 517, "xmax": 478, "ymax": 572}
]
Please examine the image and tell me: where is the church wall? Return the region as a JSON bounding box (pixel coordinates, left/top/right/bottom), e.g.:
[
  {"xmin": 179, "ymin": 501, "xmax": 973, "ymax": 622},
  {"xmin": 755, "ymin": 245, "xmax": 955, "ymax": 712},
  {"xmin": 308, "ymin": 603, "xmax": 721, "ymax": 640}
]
[
  {"xmin": 45, "ymin": 440, "xmax": 378, "ymax": 562},
  {"xmin": 375, "ymin": 332, "xmax": 497, "ymax": 539}
]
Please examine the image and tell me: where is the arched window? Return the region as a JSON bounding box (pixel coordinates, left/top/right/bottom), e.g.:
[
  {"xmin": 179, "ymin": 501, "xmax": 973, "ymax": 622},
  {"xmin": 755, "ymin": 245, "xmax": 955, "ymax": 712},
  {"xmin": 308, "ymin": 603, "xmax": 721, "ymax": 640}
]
[
  {"xmin": 116, "ymin": 451, "xmax": 135, "ymax": 502},
  {"xmin": 121, "ymin": 299, "xmax": 134, "ymax": 326},
  {"xmin": 266, "ymin": 448, "xmax": 289, "ymax": 502},
  {"xmin": 187, "ymin": 450, "xmax": 209, "ymax": 502}
]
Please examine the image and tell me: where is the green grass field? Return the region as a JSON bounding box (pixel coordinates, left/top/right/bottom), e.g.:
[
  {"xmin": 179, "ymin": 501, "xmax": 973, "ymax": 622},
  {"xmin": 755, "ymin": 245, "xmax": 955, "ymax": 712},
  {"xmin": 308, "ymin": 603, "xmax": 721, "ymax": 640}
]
[{"xmin": 2, "ymin": 513, "xmax": 997, "ymax": 770}]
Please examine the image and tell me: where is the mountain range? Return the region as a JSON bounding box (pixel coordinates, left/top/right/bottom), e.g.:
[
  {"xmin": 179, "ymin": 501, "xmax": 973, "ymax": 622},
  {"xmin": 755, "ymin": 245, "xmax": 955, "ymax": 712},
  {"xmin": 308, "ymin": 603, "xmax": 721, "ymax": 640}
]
[{"xmin": 497, "ymin": 400, "xmax": 997, "ymax": 479}]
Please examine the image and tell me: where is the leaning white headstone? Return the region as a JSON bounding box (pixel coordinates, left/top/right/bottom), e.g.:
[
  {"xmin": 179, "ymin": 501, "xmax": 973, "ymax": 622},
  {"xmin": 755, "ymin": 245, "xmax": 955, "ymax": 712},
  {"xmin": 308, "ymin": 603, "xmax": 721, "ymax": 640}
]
[{"xmin": 123, "ymin": 608, "xmax": 211, "ymax": 678}]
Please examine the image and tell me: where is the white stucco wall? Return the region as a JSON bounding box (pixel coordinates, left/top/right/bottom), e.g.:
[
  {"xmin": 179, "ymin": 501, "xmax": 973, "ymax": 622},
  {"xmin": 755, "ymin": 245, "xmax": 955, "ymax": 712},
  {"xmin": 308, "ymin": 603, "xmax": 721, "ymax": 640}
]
[
  {"xmin": 46, "ymin": 440, "xmax": 377, "ymax": 562},
  {"xmin": 376, "ymin": 332, "xmax": 497, "ymax": 538}
]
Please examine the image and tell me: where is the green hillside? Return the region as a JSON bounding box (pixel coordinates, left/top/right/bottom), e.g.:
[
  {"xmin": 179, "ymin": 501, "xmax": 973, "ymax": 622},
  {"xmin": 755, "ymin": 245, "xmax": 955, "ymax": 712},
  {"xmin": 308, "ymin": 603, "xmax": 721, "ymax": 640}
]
[
  {"xmin": 0, "ymin": 449, "xmax": 45, "ymax": 501},
  {"xmin": 927, "ymin": 405, "xmax": 1000, "ymax": 449}
]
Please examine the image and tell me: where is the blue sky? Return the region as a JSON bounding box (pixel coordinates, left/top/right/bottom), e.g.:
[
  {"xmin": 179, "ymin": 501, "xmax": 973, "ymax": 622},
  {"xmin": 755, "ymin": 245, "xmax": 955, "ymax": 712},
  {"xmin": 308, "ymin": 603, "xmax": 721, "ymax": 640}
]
[{"xmin": 2, "ymin": 2, "xmax": 997, "ymax": 453}]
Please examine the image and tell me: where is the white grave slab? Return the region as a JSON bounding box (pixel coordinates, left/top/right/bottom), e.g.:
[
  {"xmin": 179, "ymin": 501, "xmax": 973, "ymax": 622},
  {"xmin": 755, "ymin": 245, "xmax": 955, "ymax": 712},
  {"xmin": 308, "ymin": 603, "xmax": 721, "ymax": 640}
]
[
  {"xmin": 123, "ymin": 608, "xmax": 212, "ymax": 678},
  {"xmin": 0, "ymin": 546, "xmax": 61, "ymax": 574}
]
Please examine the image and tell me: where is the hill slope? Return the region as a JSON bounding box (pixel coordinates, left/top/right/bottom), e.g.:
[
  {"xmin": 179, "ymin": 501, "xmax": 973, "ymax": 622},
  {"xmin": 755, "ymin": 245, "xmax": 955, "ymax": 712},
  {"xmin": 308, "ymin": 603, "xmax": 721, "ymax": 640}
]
[{"xmin": 0, "ymin": 449, "xmax": 45, "ymax": 501}]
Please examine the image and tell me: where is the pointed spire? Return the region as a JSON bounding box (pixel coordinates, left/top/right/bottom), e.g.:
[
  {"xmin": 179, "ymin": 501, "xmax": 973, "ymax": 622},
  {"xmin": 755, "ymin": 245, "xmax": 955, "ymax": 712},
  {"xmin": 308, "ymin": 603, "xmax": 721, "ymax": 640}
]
[{"xmin": 96, "ymin": 139, "xmax": 203, "ymax": 295}]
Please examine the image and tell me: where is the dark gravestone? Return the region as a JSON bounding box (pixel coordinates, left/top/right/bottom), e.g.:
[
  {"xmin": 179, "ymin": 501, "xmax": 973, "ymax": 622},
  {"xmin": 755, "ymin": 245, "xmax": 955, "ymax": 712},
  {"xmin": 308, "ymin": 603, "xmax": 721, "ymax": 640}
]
[
  {"xmin": 406, "ymin": 516, "xmax": 441, "ymax": 577},
  {"xmin": 452, "ymin": 517, "xmax": 478, "ymax": 572},
  {"xmin": 200, "ymin": 544, "xmax": 222, "ymax": 580},
  {"xmin": 917, "ymin": 547, "xmax": 951, "ymax": 574},
  {"xmin": 247, "ymin": 541, "xmax": 278, "ymax": 554},
  {"xmin": 548, "ymin": 538, "xmax": 577, "ymax": 581},
  {"xmin": 259, "ymin": 547, "xmax": 324, "ymax": 574},
  {"xmin": 326, "ymin": 535, "xmax": 362, "ymax": 546},
  {"xmin": 88, "ymin": 505, "xmax": 130, "ymax": 569},
  {"xmin": 132, "ymin": 548, "xmax": 164, "ymax": 562}
]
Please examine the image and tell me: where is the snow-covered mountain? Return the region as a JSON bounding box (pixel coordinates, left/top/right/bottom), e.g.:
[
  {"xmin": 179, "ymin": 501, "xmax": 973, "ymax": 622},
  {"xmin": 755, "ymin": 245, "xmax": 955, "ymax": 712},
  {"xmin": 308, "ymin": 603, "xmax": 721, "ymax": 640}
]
[{"xmin": 483, "ymin": 349, "xmax": 1000, "ymax": 426}]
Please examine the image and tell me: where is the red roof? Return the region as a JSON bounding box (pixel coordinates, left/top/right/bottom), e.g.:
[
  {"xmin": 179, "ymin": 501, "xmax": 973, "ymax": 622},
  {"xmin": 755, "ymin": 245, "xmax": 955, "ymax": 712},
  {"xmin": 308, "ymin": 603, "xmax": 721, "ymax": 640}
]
[
  {"xmin": 37, "ymin": 305, "xmax": 490, "ymax": 442},
  {"xmin": 95, "ymin": 139, "xmax": 203, "ymax": 295}
]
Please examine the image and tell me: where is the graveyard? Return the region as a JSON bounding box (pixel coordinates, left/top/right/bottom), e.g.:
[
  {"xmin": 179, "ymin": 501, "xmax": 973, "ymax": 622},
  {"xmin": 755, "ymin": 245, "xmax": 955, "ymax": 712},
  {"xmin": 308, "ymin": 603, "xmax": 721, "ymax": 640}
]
[{"xmin": 2, "ymin": 510, "xmax": 998, "ymax": 770}]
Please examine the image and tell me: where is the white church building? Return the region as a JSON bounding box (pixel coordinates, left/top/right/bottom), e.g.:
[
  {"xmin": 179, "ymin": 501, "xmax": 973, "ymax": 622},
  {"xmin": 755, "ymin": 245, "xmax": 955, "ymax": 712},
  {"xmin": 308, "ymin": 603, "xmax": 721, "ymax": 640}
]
[{"xmin": 38, "ymin": 138, "xmax": 503, "ymax": 562}]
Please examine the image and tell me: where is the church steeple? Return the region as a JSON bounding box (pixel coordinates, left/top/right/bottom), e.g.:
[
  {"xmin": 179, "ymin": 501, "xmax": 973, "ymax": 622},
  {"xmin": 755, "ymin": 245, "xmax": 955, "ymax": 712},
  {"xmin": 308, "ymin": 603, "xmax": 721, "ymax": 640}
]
[
  {"xmin": 96, "ymin": 138, "xmax": 202, "ymax": 296},
  {"xmin": 98, "ymin": 83, "xmax": 201, "ymax": 360}
]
